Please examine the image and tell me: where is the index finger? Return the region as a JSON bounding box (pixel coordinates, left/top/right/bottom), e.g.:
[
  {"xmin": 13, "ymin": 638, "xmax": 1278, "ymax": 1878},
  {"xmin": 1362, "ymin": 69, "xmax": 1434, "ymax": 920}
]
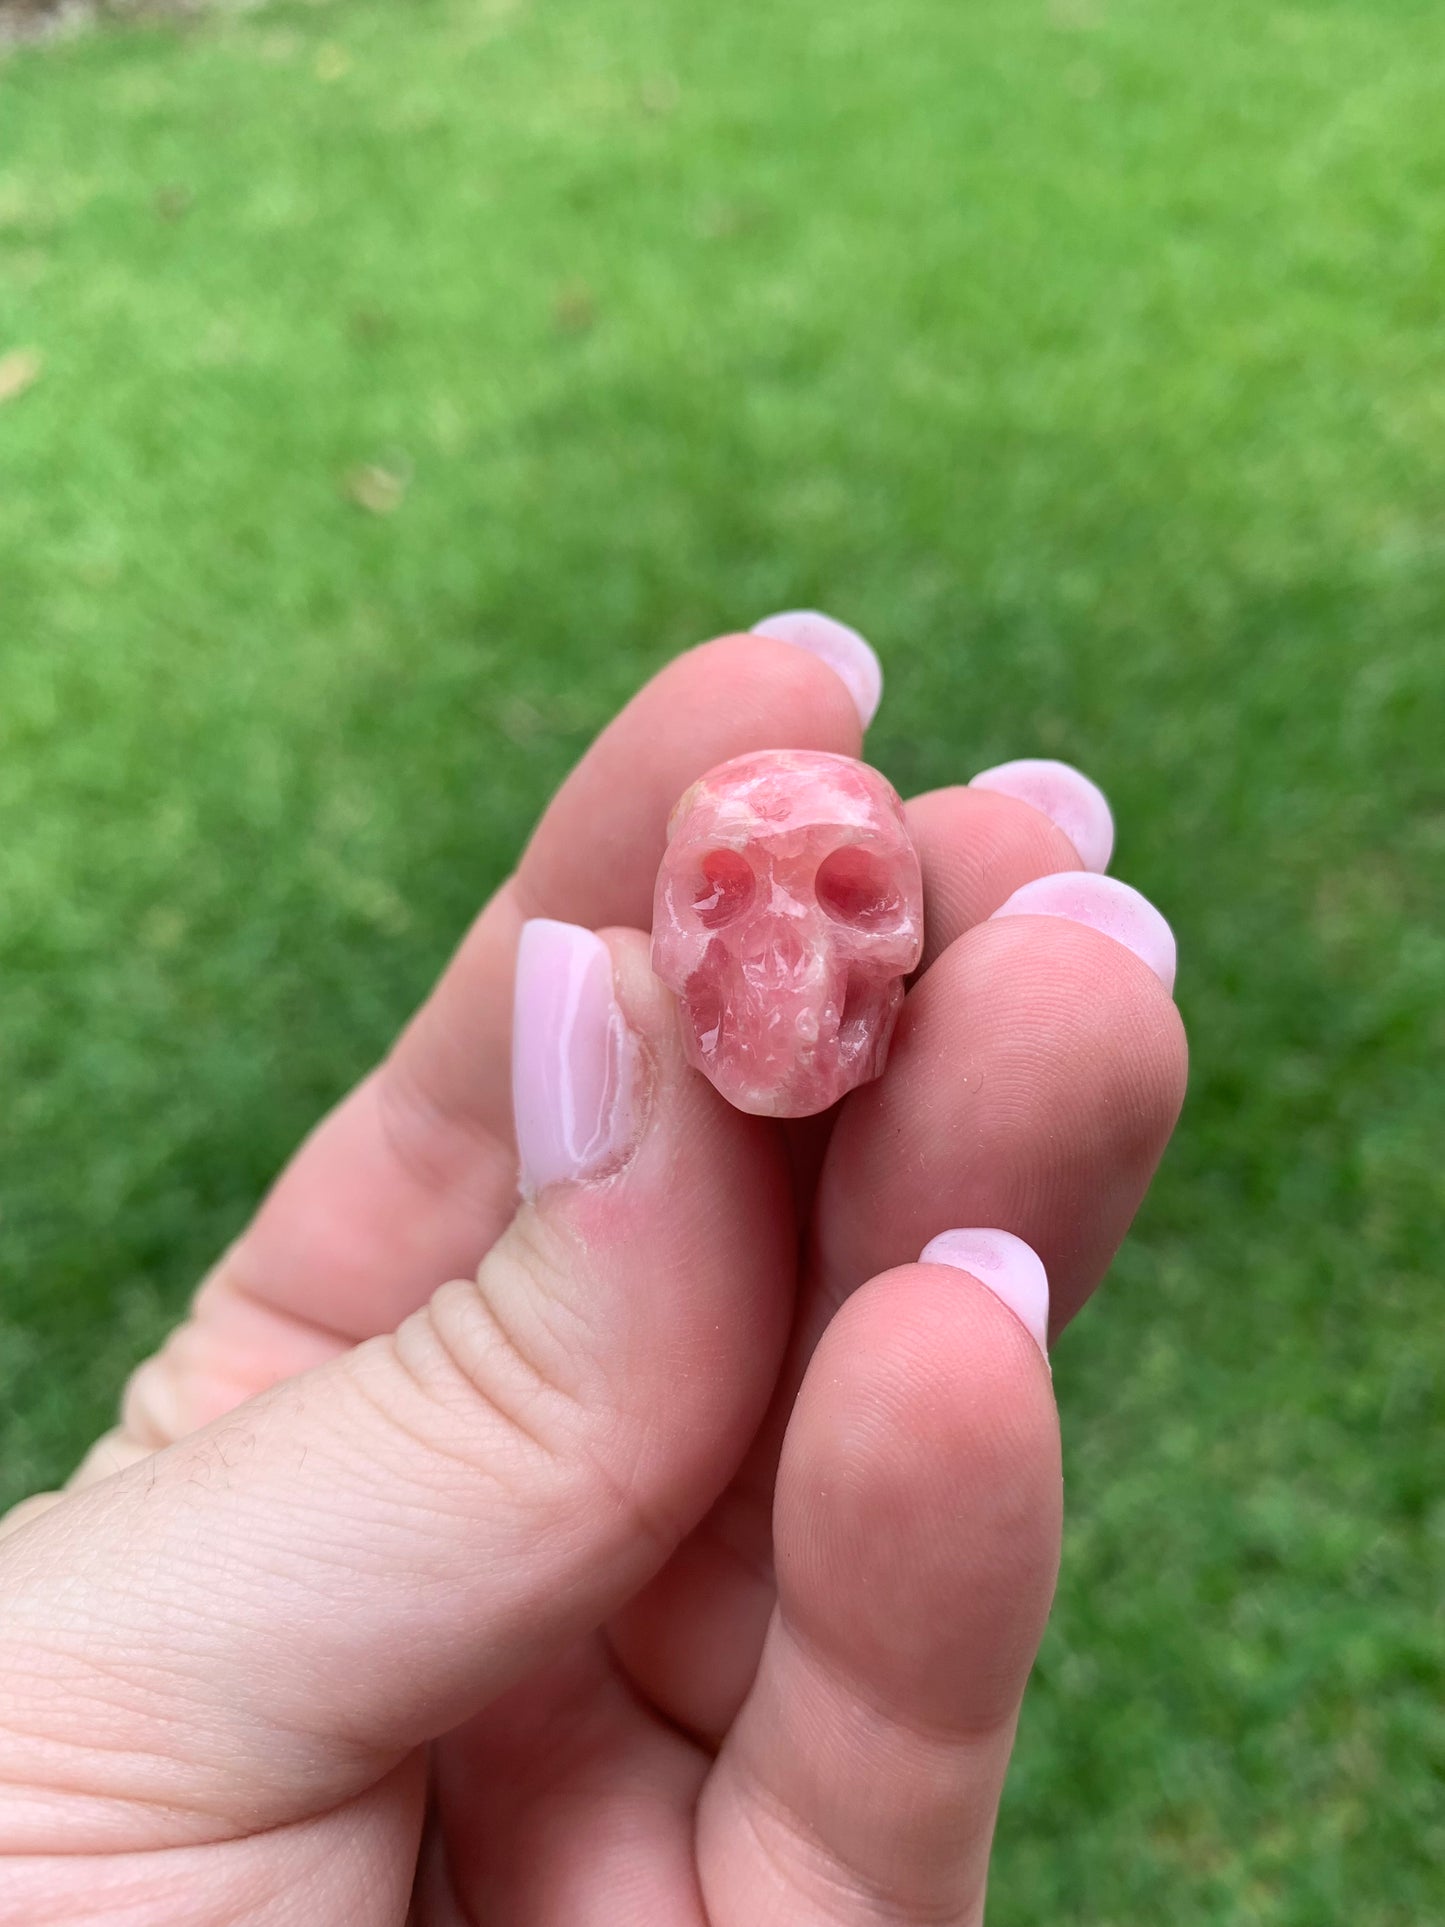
[
  {"xmin": 400, "ymin": 628, "xmax": 866, "ymax": 1136},
  {"xmin": 105, "ymin": 625, "xmax": 867, "ymax": 1461}
]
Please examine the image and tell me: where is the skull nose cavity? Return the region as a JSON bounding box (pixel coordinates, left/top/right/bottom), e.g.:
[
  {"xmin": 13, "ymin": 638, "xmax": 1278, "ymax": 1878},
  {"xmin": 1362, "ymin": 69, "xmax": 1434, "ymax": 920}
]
[
  {"xmin": 816, "ymin": 845, "xmax": 903, "ymax": 928},
  {"xmin": 742, "ymin": 919, "xmax": 811, "ymax": 988}
]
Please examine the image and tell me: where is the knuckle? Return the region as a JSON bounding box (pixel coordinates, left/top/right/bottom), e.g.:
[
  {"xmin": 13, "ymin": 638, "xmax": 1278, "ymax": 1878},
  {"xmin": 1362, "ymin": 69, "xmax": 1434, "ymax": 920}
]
[
  {"xmin": 0, "ymin": 1490, "xmax": 64, "ymax": 1541},
  {"xmin": 374, "ymin": 1226, "xmax": 680, "ymax": 1564},
  {"xmin": 393, "ymin": 1262, "xmax": 585, "ymax": 1471},
  {"xmin": 119, "ymin": 1347, "xmax": 190, "ymax": 1456}
]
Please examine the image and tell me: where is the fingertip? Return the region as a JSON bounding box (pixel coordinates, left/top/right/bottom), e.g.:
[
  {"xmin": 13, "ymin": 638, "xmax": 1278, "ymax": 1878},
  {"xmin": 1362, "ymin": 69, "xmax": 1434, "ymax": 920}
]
[
  {"xmin": 774, "ymin": 1259, "xmax": 1063, "ymax": 1729},
  {"xmin": 990, "ymin": 871, "xmax": 1177, "ymax": 993},
  {"xmin": 969, "ymin": 758, "xmax": 1115, "ymax": 874},
  {"xmin": 799, "ymin": 1262, "xmax": 1061, "ymax": 1505},
  {"xmin": 751, "ymin": 610, "xmax": 883, "ymax": 729},
  {"xmin": 919, "ymin": 1228, "xmax": 1050, "ymax": 1356}
]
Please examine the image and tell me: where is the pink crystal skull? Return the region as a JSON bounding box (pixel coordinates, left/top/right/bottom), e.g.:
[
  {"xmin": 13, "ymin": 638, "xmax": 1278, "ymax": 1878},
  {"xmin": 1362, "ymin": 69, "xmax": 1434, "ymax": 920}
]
[{"xmin": 651, "ymin": 748, "xmax": 924, "ymax": 1117}]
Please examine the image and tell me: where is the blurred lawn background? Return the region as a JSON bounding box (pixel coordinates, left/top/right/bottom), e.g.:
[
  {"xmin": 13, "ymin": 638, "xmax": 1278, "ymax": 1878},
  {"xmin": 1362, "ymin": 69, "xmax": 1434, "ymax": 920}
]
[{"xmin": 2, "ymin": 0, "xmax": 1443, "ymax": 1917}]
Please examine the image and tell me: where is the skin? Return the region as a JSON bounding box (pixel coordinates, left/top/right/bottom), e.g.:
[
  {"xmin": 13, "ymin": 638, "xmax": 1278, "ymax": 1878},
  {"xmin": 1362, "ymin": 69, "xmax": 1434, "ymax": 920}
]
[{"xmin": 0, "ymin": 633, "xmax": 1188, "ymax": 1926}]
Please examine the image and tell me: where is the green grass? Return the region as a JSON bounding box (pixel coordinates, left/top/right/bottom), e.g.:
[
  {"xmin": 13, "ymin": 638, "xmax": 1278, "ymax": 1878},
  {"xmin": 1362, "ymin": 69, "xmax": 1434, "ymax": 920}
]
[{"xmin": 2, "ymin": 0, "xmax": 1443, "ymax": 1916}]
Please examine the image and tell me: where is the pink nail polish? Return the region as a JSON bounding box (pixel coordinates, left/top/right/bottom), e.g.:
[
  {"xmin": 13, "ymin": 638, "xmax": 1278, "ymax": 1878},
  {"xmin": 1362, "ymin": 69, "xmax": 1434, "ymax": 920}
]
[
  {"xmin": 751, "ymin": 610, "xmax": 883, "ymax": 729},
  {"xmin": 512, "ymin": 920, "xmax": 638, "ymax": 1196},
  {"xmin": 968, "ymin": 757, "xmax": 1115, "ymax": 874},
  {"xmin": 989, "ymin": 872, "xmax": 1176, "ymax": 993},
  {"xmin": 919, "ymin": 1227, "xmax": 1050, "ymax": 1355}
]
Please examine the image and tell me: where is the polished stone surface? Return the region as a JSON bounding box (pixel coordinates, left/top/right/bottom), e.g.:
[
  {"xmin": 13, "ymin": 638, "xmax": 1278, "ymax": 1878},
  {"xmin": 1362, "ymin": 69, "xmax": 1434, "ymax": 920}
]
[{"xmin": 652, "ymin": 749, "xmax": 924, "ymax": 1116}]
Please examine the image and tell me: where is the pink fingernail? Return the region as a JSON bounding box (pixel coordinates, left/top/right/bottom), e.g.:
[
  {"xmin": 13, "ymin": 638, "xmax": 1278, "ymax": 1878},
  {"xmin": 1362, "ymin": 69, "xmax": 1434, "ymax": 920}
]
[
  {"xmin": 990, "ymin": 872, "xmax": 1176, "ymax": 993},
  {"xmin": 512, "ymin": 920, "xmax": 639, "ymax": 1196},
  {"xmin": 969, "ymin": 757, "xmax": 1115, "ymax": 873},
  {"xmin": 920, "ymin": 1227, "xmax": 1050, "ymax": 1355},
  {"xmin": 751, "ymin": 610, "xmax": 883, "ymax": 729}
]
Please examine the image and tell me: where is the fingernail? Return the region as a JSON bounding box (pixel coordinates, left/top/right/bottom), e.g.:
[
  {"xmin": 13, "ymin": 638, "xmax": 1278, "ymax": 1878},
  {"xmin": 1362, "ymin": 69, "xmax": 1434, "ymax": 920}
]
[
  {"xmin": 969, "ymin": 758, "xmax": 1114, "ymax": 873},
  {"xmin": 990, "ymin": 872, "xmax": 1176, "ymax": 993},
  {"xmin": 512, "ymin": 920, "xmax": 639, "ymax": 1196},
  {"xmin": 751, "ymin": 610, "xmax": 883, "ymax": 729},
  {"xmin": 920, "ymin": 1227, "xmax": 1050, "ymax": 1355}
]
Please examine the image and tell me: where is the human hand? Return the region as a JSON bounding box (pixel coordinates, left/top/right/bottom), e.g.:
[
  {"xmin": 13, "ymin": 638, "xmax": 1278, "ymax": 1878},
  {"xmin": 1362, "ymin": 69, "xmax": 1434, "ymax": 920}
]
[{"xmin": 0, "ymin": 620, "xmax": 1186, "ymax": 1925}]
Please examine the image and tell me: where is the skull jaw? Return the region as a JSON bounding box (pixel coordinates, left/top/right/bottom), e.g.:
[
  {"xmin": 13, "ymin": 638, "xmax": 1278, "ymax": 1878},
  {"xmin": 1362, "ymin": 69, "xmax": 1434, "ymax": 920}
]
[{"xmin": 676, "ymin": 968, "xmax": 905, "ymax": 1118}]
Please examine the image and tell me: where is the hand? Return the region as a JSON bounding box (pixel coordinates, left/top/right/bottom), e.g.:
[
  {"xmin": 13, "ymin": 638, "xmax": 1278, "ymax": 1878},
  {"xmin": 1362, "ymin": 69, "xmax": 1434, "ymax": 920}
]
[{"xmin": 0, "ymin": 621, "xmax": 1186, "ymax": 1925}]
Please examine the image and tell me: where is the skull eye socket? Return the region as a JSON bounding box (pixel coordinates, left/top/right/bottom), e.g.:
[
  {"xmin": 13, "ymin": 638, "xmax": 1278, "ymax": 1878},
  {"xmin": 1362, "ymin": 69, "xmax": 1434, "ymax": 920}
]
[
  {"xmin": 815, "ymin": 846, "xmax": 901, "ymax": 929},
  {"xmin": 692, "ymin": 848, "xmax": 755, "ymax": 928}
]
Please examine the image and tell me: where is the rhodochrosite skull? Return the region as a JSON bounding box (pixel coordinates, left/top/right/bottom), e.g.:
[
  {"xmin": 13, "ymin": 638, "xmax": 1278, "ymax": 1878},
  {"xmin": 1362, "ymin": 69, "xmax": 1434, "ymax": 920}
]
[{"xmin": 652, "ymin": 749, "xmax": 924, "ymax": 1117}]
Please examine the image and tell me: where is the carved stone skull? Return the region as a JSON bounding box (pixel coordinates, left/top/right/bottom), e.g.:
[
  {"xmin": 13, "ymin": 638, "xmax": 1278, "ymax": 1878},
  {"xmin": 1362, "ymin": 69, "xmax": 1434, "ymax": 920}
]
[{"xmin": 651, "ymin": 748, "xmax": 925, "ymax": 1117}]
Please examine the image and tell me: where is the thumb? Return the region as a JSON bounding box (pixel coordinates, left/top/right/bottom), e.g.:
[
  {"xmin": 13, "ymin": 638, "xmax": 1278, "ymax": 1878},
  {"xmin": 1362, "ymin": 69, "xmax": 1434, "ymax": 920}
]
[{"xmin": 0, "ymin": 924, "xmax": 794, "ymax": 1853}]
